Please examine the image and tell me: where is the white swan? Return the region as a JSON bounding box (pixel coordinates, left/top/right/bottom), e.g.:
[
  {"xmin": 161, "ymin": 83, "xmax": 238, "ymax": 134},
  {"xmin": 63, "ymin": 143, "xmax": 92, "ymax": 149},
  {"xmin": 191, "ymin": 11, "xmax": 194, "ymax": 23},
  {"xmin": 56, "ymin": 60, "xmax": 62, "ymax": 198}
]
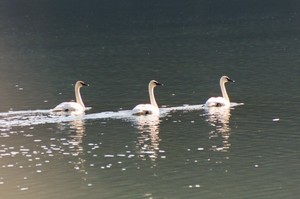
[
  {"xmin": 52, "ymin": 81, "xmax": 89, "ymax": 114},
  {"xmin": 132, "ymin": 80, "xmax": 163, "ymax": 116},
  {"xmin": 205, "ymin": 76, "xmax": 235, "ymax": 108}
]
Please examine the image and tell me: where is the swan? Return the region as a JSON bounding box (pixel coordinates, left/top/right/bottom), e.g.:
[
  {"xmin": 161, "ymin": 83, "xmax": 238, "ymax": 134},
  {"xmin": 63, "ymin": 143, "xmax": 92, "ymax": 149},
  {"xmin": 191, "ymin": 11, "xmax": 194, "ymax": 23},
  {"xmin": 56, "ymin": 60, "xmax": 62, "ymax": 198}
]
[
  {"xmin": 132, "ymin": 80, "xmax": 163, "ymax": 116},
  {"xmin": 52, "ymin": 80, "xmax": 89, "ymax": 114},
  {"xmin": 205, "ymin": 76, "xmax": 235, "ymax": 108}
]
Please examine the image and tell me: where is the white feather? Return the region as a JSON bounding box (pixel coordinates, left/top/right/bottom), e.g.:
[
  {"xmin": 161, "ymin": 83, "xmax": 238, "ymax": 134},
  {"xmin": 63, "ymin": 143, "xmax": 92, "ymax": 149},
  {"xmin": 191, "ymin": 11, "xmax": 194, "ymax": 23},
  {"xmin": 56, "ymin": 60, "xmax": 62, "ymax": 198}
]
[
  {"xmin": 131, "ymin": 80, "xmax": 162, "ymax": 116},
  {"xmin": 205, "ymin": 97, "xmax": 230, "ymax": 108},
  {"xmin": 52, "ymin": 81, "xmax": 88, "ymax": 115},
  {"xmin": 205, "ymin": 76, "xmax": 234, "ymax": 108},
  {"xmin": 132, "ymin": 104, "xmax": 159, "ymax": 116},
  {"xmin": 52, "ymin": 102, "xmax": 84, "ymax": 113}
]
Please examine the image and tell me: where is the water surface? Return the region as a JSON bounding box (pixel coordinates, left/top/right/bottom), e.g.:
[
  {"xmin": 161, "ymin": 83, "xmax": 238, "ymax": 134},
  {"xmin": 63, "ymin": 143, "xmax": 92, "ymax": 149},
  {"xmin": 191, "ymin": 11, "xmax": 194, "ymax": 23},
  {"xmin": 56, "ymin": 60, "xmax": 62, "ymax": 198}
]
[{"xmin": 0, "ymin": 1, "xmax": 300, "ymax": 198}]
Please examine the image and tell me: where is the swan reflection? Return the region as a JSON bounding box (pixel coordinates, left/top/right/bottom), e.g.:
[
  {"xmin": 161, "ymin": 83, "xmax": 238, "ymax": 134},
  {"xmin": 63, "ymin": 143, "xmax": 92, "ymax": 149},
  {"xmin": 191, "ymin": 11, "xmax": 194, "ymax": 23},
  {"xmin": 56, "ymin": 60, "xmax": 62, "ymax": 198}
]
[
  {"xmin": 131, "ymin": 115, "xmax": 161, "ymax": 162},
  {"xmin": 205, "ymin": 107, "xmax": 231, "ymax": 152},
  {"xmin": 56, "ymin": 118, "xmax": 90, "ymax": 184},
  {"xmin": 56, "ymin": 118, "xmax": 86, "ymax": 155},
  {"xmin": 68, "ymin": 119, "xmax": 86, "ymax": 147}
]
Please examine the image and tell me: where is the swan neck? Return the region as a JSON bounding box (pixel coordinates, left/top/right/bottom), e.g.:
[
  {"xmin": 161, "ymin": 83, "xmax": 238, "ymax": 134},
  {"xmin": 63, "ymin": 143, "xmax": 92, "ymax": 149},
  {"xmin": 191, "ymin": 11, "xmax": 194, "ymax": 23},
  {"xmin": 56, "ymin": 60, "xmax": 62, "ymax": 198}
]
[
  {"xmin": 149, "ymin": 84, "xmax": 158, "ymax": 108},
  {"xmin": 75, "ymin": 85, "xmax": 85, "ymax": 109},
  {"xmin": 220, "ymin": 80, "xmax": 230, "ymax": 102}
]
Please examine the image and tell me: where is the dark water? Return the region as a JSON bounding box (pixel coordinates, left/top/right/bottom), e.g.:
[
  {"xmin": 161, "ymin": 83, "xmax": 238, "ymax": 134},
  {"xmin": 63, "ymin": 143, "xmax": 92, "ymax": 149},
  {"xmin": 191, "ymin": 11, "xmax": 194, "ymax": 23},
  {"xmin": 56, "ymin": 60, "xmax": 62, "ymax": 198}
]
[{"xmin": 0, "ymin": 1, "xmax": 300, "ymax": 198}]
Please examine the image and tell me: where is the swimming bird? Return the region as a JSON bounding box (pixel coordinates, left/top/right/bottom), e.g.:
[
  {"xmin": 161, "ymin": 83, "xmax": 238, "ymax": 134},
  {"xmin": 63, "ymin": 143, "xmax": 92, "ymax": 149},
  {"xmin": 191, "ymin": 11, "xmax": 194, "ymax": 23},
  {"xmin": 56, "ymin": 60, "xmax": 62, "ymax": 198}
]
[
  {"xmin": 52, "ymin": 80, "xmax": 89, "ymax": 114},
  {"xmin": 205, "ymin": 76, "xmax": 235, "ymax": 108},
  {"xmin": 132, "ymin": 80, "xmax": 163, "ymax": 116}
]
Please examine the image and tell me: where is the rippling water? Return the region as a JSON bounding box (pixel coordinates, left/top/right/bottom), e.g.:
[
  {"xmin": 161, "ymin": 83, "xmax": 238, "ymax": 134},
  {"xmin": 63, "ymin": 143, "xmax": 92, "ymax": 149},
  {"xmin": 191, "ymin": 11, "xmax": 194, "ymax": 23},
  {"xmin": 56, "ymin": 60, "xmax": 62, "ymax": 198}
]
[{"xmin": 0, "ymin": 1, "xmax": 300, "ymax": 199}]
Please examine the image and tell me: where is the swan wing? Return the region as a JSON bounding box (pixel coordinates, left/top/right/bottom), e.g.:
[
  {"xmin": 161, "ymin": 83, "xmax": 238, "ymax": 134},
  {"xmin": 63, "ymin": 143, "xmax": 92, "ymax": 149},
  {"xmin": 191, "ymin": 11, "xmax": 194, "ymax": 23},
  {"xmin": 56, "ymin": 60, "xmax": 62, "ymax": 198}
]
[
  {"xmin": 132, "ymin": 104, "xmax": 159, "ymax": 116},
  {"xmin": 205, "ymin": 97, "xmax": 230, "ymax": 107},
  {"xmin": 52, "ymin": 102, "xmax": 84, "ymax": 113}
]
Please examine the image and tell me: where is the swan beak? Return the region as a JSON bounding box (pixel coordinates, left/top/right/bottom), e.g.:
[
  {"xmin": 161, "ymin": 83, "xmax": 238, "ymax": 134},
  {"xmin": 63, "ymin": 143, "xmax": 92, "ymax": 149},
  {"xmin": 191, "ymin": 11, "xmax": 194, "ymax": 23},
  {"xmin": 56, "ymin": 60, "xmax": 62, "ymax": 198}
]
[
  {"xmin": 227, "ymin": 78, "xmax": 235, "ymax": 83},
  {"xmin": 83, "ymin": 83, "xmax": 89, "ymax": 87},
  {"xmin": 156, "ymin": 82, "xmax": 164, "ymax": 86}
]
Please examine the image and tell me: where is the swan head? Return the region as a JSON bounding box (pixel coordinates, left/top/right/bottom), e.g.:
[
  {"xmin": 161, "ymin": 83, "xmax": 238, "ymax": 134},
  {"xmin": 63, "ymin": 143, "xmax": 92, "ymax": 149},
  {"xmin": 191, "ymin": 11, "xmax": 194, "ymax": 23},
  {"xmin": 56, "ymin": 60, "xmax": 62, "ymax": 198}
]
[
  {"xmin": 220, "ymin": 76, "xmax": 235, "ymax": 84},
  {"xmin": 149, "ymin": 80, "xmax": 163, "ymax": 88},
  {"xmin": 75, "ymin": 81, "xmax": 89, "ymax": 89}
]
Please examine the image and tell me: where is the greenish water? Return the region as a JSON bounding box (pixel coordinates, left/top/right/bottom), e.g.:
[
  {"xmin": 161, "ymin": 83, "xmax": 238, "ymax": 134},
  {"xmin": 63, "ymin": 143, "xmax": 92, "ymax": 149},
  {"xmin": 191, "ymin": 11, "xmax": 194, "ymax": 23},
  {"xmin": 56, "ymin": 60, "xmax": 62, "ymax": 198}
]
[{"xmin": 0, "ymin": 1, "xmax": 300, "ymax": 198}]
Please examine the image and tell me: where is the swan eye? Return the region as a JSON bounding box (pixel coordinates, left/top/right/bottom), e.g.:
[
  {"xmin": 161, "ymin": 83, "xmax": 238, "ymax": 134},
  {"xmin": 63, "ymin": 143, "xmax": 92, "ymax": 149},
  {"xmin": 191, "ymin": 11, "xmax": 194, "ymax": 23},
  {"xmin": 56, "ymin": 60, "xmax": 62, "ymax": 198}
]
[
  {"xmin": 80, "ymin": 82, "xmax": 89, "ymax": 86},
  {"xmin": 226, "ymin": 77, "xmax": 235, "ymax": 82}
]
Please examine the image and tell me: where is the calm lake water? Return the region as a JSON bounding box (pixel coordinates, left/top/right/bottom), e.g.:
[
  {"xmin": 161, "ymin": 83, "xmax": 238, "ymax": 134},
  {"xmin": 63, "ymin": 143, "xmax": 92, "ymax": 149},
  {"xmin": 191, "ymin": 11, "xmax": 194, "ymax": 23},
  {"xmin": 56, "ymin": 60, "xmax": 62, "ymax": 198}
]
[{"xmin": 0, "ymin": 1, "xmax": 300, "ymax": 198}]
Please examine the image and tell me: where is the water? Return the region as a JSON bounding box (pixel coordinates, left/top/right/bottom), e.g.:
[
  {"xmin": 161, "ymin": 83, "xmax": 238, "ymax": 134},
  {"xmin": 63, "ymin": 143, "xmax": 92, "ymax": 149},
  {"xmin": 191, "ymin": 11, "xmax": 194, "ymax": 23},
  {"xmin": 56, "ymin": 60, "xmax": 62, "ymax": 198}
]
[{"xmin": 0, "ymin": 1, "xmax": 300, "ymax": 198}]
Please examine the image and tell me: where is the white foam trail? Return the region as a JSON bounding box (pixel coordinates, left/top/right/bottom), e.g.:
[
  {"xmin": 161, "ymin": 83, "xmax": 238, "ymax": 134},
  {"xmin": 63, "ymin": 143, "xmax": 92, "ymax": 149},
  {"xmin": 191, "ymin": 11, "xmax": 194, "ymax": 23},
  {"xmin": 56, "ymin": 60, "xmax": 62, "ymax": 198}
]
[
  {"xmin": 161, "ymin": 104, "xmax": 205, "ymax": 112},
  {"xmin": 0, "ymin": 103, "xmax": 244, "ymax": 128},
  {"xmin": 0, "ymin": 109, "xmax": 51, "ymax": 116},
  {"xmin": 84, "ymin": 110, "xmax": 131, "ymax": 120}
]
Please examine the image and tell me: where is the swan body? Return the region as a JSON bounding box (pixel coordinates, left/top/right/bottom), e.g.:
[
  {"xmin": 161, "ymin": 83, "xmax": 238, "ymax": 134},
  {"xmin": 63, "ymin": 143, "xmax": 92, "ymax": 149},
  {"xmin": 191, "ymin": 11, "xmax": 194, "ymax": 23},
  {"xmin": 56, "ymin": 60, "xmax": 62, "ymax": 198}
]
[
  {"xmin": 53, "ymin": 102, "xmax": 85, "ymax": 113},
  {"xmin": 205, "ymin": 76, "xmax": 234, "ymax": 108},
  {"xmin": 132, "ymin": 80, "xmax": 163, "ymax": 116},
  {"xmin": 205, "ymin": 97, "xmax": 230, "ymax": 107},
  {"xmin": 52, "ymin": 81, "xmax": 89, "ymax": 114}
]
